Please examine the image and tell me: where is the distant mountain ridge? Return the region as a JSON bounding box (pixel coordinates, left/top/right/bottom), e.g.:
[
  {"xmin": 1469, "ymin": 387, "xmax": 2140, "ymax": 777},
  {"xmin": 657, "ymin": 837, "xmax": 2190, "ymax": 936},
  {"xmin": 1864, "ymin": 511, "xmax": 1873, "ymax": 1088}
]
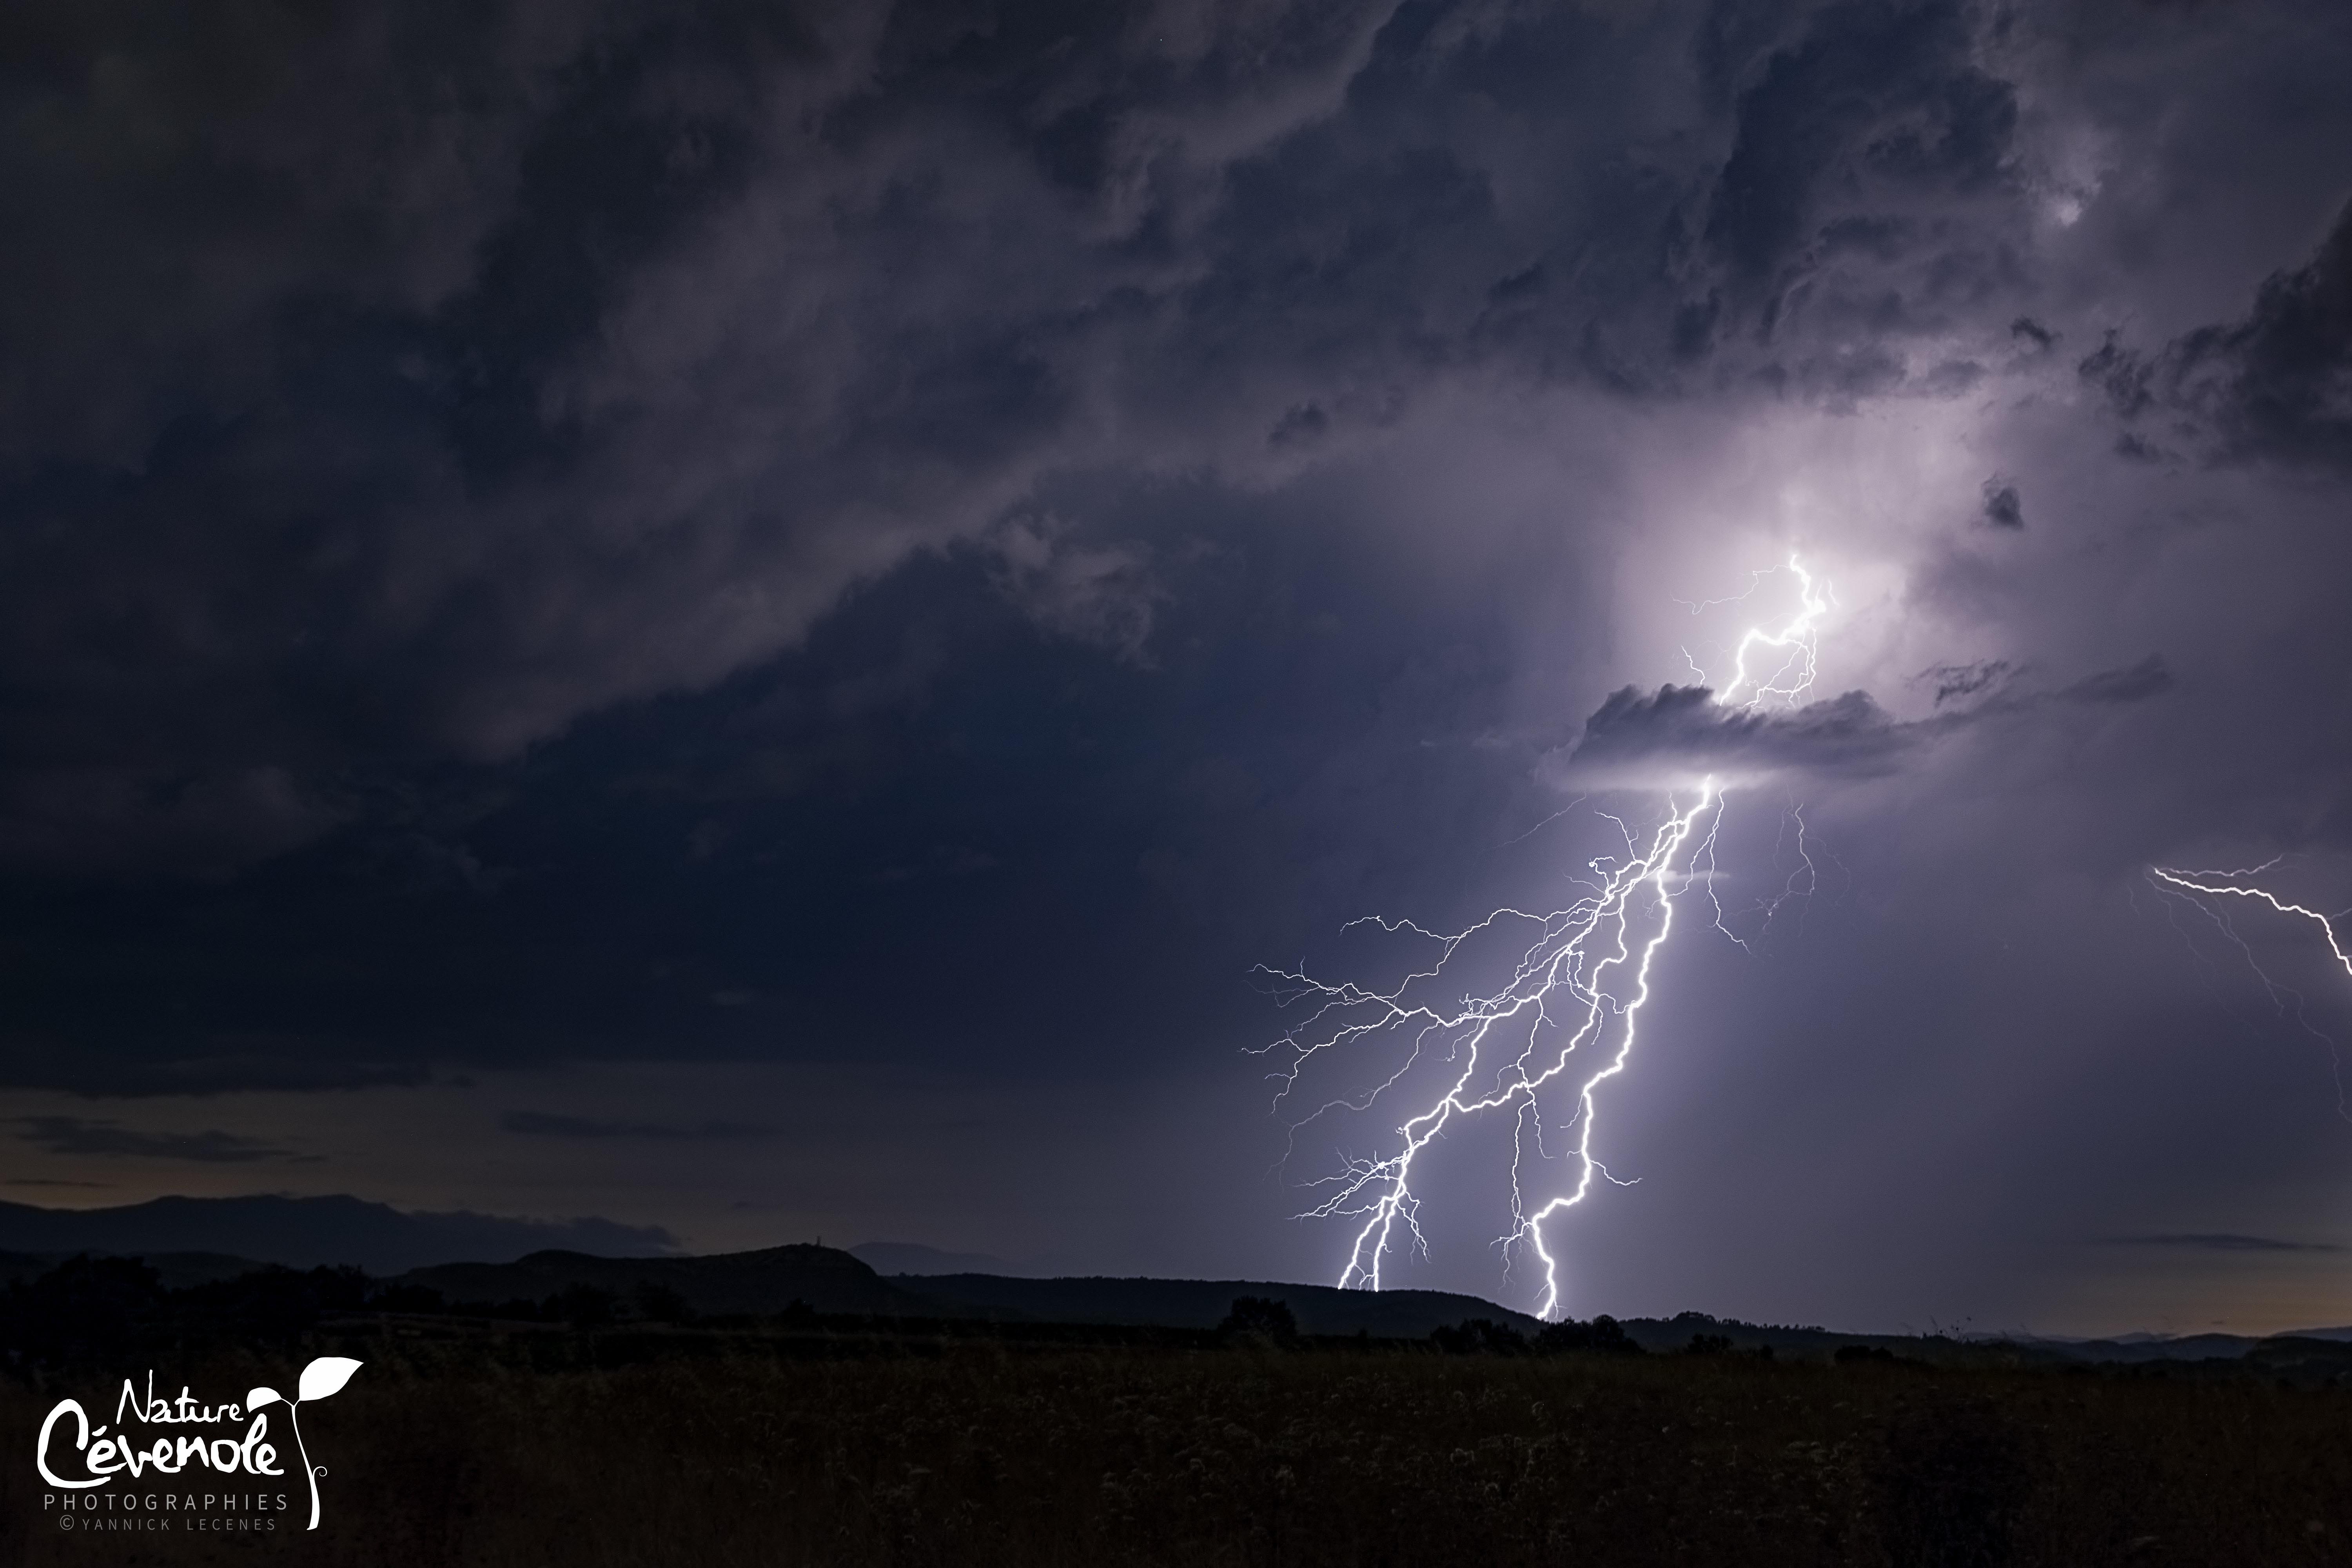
[
  {"xmin": 398, "ymin": 1248, "xmax": 1548, "ymax": 1337},
  {"xmin": 0, "ymin": 1194, "xmax": 673, "ymax": 1274},
  {"xmin": 850, "ymin": 1241, "xmax": 1022, "ymax": 1276},
  {"xmin": 9, "ymin": 1194, "xmax": 2350, "ymax": 1359},
  {"xmin": 406, "ymin": 1244, "xmax": 918, "ymax": 1316},
  {"xmin": 892, "ymin": 1272, "xmax": 1545, "ymax": 1337}
]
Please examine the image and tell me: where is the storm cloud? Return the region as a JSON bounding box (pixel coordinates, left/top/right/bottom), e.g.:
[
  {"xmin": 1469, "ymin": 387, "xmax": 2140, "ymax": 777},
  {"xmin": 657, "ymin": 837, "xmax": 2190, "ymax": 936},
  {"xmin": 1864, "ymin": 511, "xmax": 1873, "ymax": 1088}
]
[
  {"xmin": 2083, "ymin": 201, "xmax": 2352, "ymax": 470},
  {"xmin": 0, "ymin": 0, "xmax": 2134, "ymax": 874},
  {"xmin": 1557, "ymin": 684, "xmax": 1918, "ymax": 785},
  {"xmin": 1553, "ymin": 646, "xmax": 2175, "ymax": 786}
]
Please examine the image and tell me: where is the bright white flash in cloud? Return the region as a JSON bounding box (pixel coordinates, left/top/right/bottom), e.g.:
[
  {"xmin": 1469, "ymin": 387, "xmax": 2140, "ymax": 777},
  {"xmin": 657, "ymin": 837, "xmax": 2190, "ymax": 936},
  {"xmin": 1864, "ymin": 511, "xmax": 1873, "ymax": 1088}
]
[{"xmin": 1261, "ymin": 558, "xmax": 1830, "ymax": 1318}]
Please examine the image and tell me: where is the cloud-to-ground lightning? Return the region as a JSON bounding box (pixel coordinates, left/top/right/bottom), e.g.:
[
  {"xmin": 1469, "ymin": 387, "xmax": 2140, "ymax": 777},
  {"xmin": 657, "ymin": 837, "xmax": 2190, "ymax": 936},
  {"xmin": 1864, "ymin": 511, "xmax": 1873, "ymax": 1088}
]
[{"xmin": 1260, "ymin": 557, "xmax": 1830, "ymax": 1318}]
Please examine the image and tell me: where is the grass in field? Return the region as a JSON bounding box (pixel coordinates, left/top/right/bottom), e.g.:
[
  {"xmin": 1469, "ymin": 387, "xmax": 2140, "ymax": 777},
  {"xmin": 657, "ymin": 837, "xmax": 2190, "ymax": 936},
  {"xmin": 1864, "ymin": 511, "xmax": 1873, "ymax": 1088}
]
[{"xmin": 5, "ymin": 1322, "xmax": 2350, "ymax": 1567}]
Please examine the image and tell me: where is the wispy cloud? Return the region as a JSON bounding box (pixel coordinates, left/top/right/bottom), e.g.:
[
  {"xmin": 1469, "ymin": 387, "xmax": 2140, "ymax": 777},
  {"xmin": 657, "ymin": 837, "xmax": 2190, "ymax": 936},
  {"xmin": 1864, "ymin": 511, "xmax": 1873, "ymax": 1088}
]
[
  {"xmin": 499, "ymin": 1111, "xmax": 778, "ymax": 1141},
  {"xmin": 11, "ymin": 1116, "xmax": 312, "ymax": 1163},
  {"xmin": 2116, "ymin": 1232, "xmax": 2341, "ymax": 1254}
]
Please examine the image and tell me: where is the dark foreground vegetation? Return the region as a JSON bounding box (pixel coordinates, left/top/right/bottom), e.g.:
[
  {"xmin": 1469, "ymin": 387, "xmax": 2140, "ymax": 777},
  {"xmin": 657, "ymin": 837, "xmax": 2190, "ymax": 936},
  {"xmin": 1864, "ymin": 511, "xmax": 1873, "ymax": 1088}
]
[{"xmin": 4, "ymin": 1262, "xmax": 2351, "ymax": 1566}]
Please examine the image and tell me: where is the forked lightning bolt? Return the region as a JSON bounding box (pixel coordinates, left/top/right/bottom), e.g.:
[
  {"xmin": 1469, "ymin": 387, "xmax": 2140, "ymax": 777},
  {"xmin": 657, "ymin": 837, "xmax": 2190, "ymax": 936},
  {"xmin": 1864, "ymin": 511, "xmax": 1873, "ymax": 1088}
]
[
  {"xmin": 2145, "ymin": 860, "xmax": 2352, "ymax": 1114},
  {"xmin": 2147, "ymin": 863, "xmax": 2352, "ymax": 984},
  {"xmin": 1708, "ymin": 554, "xmax": 1830, "ymax": 708},
  {"xmin": 1262, "ymin": 556, "xmax": 1829, "ymax": 1318}
]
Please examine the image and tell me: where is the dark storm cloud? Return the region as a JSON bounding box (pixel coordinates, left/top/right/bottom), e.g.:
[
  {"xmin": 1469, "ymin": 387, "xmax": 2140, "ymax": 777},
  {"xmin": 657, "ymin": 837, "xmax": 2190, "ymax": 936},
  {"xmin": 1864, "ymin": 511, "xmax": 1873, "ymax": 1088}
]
[
  {"xmin": 1555, "ymin": 650, "xmax": 2176, "ymax": 786},
  {"xmin": 2060, "ymin": 655, "xmax": 2172, "ymax": 707},
  {"xmin": 1919, "ymin": 658, "xmax": 2013, "ymax": 710},
  {"xmin": 0, "ymin": 0, "xmax": 2077, "ymax": 882},
  {"xmin": 1705, "ymin": 0, "xmax": 2017, "ymax": 293},
  {"xmin": 0, "ymin": 0, "xmax": 1465, "ymax": 876},
  {"xmin": 1921, "ymin": 660, "xmax": 2012, "ymax": 708},
  {"xmin": 0, "ymin": 0, "xmax": 2341, "ymax": 1169},
  {"xmin": 2082, "ymin": 202, "xmax": 2352, "ymax": 470},
  {"xmin": 1557, "ymin": 684, "xmax": 1918, "ymax": 785},
  {"xmin": 500, "ymin": 1111, "xmax": 779, "ymax": 1140},
  {"xmin": 11, "ymin": 1115, "xmax": 309, "ymax": 1163}
]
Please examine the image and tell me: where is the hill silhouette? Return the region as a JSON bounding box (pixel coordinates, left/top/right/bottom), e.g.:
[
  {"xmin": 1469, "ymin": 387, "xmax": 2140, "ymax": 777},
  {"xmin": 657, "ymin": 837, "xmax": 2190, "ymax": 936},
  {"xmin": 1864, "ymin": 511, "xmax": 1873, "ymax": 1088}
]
[
  {"xmin": 12, "ymin": 1195, "xmax": 2352, "ymax": 1360},
  {"xmin": 0, "ymin": 1194, "xmax": 672, "ymax": 1272},
  {"xmin": 396, "ymin": 1245, "xmax": 1547, "ymax": 1336},
  {"xmin": 850, "ymin": 1240, "xmax": 1021, "ymax": 1276},
  {"xmin": 898, "ymin": 1272, "xmax": 1546, "ymax": 1338},
  {"xmin": 406, "ymin": 1243, "xmax": 920, "ymax": 1316},
  {"xmin": 0, "ymin": 1248, "xmax": 266, "ymax": 1291}
]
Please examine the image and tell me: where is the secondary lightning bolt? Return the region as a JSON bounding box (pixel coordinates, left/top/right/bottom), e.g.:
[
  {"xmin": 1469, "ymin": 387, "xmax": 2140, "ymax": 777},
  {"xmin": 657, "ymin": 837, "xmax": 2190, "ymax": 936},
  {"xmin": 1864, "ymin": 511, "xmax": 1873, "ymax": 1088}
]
[
  {"xmin": 2147, "ymin": 863, "xmax": 2352, "ymax": 983},
  {"xmin": 2146, "ymin": 860, "xmax": 2352, "ymax": 1117},
  {"xmin": 1263, "ymin": 555, "xmax": 1829, "ymax": 1318}
]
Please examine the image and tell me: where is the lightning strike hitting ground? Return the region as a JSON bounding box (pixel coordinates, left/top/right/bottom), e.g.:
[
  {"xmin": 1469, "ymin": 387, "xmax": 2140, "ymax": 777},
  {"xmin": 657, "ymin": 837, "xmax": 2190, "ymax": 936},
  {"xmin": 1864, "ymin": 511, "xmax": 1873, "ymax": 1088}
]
[{"xmin": 1262, "ymin": 557, "xmax": 1830, "ymax": 1319}]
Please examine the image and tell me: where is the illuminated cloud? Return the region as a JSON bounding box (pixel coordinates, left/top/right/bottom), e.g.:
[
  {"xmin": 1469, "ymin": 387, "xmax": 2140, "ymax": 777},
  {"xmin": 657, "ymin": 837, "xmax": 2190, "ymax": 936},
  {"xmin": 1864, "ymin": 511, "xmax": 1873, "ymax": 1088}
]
[{"xmin": 1557, "ymin": 685, "xmax": 1916, "ymax": 787}]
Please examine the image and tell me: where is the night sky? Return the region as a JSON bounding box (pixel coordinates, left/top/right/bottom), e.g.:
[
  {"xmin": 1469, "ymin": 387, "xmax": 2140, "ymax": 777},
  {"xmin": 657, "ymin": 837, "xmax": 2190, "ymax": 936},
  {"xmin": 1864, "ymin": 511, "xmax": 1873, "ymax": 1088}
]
[{"xmin": 3, "ymin": 0, "xmax": 2350, "ymax": 1335}]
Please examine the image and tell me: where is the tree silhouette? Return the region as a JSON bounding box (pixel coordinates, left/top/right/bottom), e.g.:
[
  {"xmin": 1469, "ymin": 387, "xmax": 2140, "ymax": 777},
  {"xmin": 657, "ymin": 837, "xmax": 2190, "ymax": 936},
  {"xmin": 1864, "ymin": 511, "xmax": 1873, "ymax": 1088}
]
[{"xmin": 1218, "ymin": 1296, "xmax": 1299, "ymax": 1347}]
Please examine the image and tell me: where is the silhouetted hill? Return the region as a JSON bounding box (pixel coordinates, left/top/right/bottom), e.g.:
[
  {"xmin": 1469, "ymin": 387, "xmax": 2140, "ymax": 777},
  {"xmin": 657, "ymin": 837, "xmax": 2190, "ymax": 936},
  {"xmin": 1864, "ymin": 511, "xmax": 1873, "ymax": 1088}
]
[
  {"xmin": 850, "ymin": 1241, "xmax": 1020, "ymax": 1276},
  {"xmin": 0, "ymin": 1194, "xmax": 673, "ymax": 1273},
  {"xmin": 2045, "ymin": 1332, "xmax": 2261, "ymax": 1363},
  {"xmin": 404, "ymin": 1243, "xmax": 925, "ymax": 1316},
  {"xmin": 14, "ymin": 1200, "xmax": 2345, "ymax": 1361},
  {"xmin": 2005, "ymin": 1328, "xmax": 2352, "ymax": 1362},
  {"xmin": 897, "ymin": 1274, "xmax": 1546, "ymax": 1338},
  {"xmin": 1595, "ymin": 1313, "xmax": 2352, "ymax": 1365},
  {"xmin": 0, "ymin": 1248, "xmax": 267, "ymax": 1291},
  {"xmin": 396, "ymin": 1247, "xmax": 1541, "ymax": 1335}
]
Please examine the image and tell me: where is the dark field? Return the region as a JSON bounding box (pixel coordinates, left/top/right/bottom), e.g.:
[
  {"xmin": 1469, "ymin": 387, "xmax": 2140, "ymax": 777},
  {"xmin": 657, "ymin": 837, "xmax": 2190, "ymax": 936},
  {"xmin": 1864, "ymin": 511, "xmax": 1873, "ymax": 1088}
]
[{"xmin": 6, "ymin": 1318, "xmax": 2351, "ymax": 1568}]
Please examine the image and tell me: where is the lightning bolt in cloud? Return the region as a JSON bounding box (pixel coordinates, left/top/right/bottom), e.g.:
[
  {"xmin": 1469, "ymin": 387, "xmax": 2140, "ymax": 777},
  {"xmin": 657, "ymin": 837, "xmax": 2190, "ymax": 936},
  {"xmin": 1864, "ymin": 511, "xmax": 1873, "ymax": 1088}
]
[{"xmin": 1261, "ymin": 557, "xmax": 1830, "ymax": 1319}]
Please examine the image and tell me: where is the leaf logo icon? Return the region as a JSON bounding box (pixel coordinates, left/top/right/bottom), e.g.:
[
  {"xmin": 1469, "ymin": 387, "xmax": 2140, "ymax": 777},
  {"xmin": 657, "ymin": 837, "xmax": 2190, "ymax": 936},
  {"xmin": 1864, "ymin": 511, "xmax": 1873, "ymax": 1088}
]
[
  {"xmin": 299, "ymin": 1358, "xmax": 361, "ymax": 1403},
  {"xmin": 249, "ymin": 1357, "xmax": 362, "ymax": 1530}
]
